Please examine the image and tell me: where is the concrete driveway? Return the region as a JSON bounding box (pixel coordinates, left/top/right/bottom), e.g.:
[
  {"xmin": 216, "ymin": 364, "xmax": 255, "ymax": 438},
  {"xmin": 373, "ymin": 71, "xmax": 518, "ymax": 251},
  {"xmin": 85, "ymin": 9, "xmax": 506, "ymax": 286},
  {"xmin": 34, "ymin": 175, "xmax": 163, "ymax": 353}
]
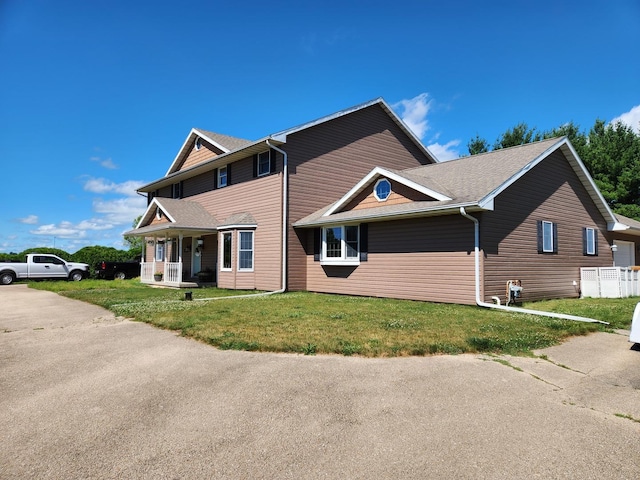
[{"xmin": 1, "ymin": 284, "xmax": 639, "ymax": 479}]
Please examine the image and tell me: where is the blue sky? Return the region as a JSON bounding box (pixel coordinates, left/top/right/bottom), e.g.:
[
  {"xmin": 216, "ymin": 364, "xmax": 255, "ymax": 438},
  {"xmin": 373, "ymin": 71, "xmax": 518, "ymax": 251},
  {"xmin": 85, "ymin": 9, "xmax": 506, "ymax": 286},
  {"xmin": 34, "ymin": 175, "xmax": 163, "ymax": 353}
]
[{"xmin": 1, "ymin": 0, "xmax": 639, "ymax": 254}]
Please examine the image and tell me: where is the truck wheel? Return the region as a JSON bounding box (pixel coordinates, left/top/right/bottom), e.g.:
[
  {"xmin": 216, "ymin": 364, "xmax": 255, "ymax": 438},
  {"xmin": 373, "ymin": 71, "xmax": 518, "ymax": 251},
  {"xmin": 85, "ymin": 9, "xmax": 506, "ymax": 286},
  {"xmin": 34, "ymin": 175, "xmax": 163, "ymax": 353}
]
[
  {"xmin": 0, "ymin": 272, "xmax": 15, "ymax": 285},
  {"xmin": 114, "ymin": 271, "xmax": 126, "ymax": 280},
  {"xmin": 69, "ymin": 271, "xmax": 84, "ymax": 282}
]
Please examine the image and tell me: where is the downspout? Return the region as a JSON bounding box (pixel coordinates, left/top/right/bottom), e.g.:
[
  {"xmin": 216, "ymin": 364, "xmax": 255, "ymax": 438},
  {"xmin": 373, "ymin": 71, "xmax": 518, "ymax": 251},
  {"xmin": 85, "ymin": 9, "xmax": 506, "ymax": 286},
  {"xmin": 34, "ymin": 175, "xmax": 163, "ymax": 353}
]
[
  {"xmin": 178, "ymin": 139, "xmax": 288, "ymax": 302},
  {"xmin": 459, "ymin": 207, "xmax": 607, "ymax": 324},
  {"xmin": 265, "ymin": 139, "xmax": 288, "ymax": 294}
]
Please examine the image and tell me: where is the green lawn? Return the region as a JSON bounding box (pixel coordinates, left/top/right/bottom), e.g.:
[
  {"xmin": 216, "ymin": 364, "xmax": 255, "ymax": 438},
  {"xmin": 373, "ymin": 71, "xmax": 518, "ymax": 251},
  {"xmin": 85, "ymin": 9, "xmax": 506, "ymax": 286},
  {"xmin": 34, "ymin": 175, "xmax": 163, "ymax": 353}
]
[{"xmin": 29, "ymin": 279, "xmax": 636, "ymax": 357}]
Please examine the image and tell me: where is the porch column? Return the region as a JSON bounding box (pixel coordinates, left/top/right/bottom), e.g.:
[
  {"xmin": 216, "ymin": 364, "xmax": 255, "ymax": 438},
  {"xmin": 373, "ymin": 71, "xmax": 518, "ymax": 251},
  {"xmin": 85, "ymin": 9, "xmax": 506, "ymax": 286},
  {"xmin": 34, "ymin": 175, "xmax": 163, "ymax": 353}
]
[
  {"xmin": 164, "ymin": 234, "xmax": 168, "ymax": 263},
  {"xmin": 178, "ymin": 233, "xmax": 184, "ymax": 283},
  {"xmin": 152, "ymin": 236, "xmax": 157, "ymax": 276}
]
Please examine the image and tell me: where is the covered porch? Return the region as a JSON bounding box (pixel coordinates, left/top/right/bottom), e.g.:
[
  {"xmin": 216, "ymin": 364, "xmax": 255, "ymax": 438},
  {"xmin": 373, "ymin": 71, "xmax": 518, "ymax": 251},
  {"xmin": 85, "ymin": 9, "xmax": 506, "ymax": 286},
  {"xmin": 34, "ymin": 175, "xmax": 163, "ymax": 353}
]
[
  {"xmin": 124, "ymin": 198, "xmax": 220, "ymax": 288},
  {"xmin": 139, "ymin": 231, "xmax": 218, "ymax": 287}
]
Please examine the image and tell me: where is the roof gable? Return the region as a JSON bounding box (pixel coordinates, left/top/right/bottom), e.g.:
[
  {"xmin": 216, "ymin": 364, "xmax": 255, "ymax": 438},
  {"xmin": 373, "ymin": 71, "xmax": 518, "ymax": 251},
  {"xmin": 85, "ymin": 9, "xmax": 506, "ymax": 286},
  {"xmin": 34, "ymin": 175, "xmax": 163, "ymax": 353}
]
[
  {"xmin": 325, "ymin": 167, "xmax": 452, "ymax": 217},
  {"xmin": 165, "ymin": 128, "xmax": 252, "ymax": 176},
  {"xmin": 294, "ymin": 137, "xmax": 618, "ymax": 228},
  {"xmin": 140, "ymin": 98, "xmax": 437, "ymax": 193},
  {"xmin": 131, "ymin": 197, "xmax": 219, "ymax": 235}
]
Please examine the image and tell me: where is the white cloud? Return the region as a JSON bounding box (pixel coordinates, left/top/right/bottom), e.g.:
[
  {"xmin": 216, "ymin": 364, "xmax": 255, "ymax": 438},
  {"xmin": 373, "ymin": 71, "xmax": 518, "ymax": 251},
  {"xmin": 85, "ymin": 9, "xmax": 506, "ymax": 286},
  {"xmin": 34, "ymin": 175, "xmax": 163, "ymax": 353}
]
[
  {"xmin": 18, "ymin": 214, "xmax": 38, "ymax": 224},
  {"xmin": 427, "ymin": 140, "xmax": 461, "ymax": 161},
  {"xmin": 393, "ymin": 93, "xmax": 462, "ymax": 161},
  {"xmin": 30, "ymin": 223, "xmax": 86, "ymax": 238},
  {"xmin": 90, "ymin": 156, "xmax": 118, "ymax": 169},
  {"xmin": 93, "ymin": 196, "xmax": 147, "ymax": 225},
  {"xmin": 610, "ymin": 104, "xmax": 640, "ymax": 134},
  {"xmin": 83, "ymin": 177, "xmax": 145, "ymax": 196},
  {"xmin": 392, "ymin": 93, "xmax": 433, "ymax": 140}
]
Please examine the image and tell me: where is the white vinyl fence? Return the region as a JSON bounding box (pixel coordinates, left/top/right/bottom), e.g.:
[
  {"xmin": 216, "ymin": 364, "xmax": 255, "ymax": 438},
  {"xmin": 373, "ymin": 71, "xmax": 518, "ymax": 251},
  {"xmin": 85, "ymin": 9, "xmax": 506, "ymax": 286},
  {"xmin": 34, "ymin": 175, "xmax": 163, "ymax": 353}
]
[{"xmin": 580, "ymin": 267, "xmax": 640, "ymax": 298}]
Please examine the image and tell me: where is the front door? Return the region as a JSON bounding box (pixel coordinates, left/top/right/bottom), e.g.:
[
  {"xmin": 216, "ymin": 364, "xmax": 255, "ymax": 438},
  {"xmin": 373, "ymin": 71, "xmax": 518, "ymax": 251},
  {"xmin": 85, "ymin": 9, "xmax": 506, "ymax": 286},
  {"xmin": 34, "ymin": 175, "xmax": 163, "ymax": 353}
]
[{"xmin": 192, "ymin": 238, "xmax": 201, "ymax": 276}]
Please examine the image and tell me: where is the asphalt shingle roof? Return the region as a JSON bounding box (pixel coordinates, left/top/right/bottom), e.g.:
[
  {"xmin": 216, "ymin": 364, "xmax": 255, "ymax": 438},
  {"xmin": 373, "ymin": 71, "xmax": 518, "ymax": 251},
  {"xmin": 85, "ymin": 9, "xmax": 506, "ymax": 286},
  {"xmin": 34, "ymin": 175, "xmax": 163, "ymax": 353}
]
[
  {"xmin": 294, "ymin": 138, "xmax": 565, "ymax": 227},
  {"xmin": 124, "ymin": 198, "xmax": 219, "ymax": 236},
  {"xmin": 194, "ymin": 129, "xmax": 252, "ymax": 152}
]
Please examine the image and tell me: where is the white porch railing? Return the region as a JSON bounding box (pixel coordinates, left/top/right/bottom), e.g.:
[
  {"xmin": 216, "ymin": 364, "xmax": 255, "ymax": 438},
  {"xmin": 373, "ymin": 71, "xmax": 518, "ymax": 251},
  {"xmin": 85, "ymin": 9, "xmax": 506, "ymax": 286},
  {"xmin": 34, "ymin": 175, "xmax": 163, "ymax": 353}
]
[
  {"xmin": 580, "ymin": 267, "xmax": 640, "ymax": 298},
  {"xmin": 165, "ymin": 262, "xmax": 181, "ymax": 283},
  {"xmin": 141, "ymin": 261, "xmax": 183, "ymax": 285},
  {"xmin": 141, "ymin": 262, "xmax": 154, "ymax": 282}
]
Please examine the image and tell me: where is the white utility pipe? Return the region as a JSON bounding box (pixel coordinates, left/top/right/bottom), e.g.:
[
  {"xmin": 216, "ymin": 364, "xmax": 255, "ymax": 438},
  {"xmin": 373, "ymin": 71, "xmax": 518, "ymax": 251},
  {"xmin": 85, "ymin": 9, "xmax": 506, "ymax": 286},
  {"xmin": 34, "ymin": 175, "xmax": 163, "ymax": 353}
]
[
  {"xmin": 459, "ymin": 207, "xmax": 607, "ymax": 324},
  {"xmin": 179, "ymin": 139, "xmax": 289, "ymax": 302},
  {"xmin": 265, "ymin": 139, "xmax": 288, "ymax": 295}
]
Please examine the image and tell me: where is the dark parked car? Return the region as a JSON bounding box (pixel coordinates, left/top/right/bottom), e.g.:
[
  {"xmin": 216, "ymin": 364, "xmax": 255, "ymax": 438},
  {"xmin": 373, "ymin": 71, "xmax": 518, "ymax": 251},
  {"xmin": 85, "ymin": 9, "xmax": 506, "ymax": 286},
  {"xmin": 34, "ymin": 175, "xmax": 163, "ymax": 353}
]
[{"xmin": 95, "ymin": 260, "xmax": 140, "ymax": 280}]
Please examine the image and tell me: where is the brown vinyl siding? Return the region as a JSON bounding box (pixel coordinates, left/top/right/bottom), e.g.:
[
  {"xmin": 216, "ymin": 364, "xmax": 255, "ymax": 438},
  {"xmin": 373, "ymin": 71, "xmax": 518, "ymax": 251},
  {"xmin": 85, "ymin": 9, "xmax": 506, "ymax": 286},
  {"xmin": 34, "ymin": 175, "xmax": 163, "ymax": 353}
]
[
  {"xmin": 162, "ymin": 151, "xmax": 282, "ymax": 201},
  {"xmin": 286, "ymin": 104, "xmax": 435, "ymax": 291},
  {"xmin": 179, "ymin": 142, "xmax": 224, "ymax": 171},
  {"xmin": 481, "ymin": 150, "xmax": 612, "ymax": 302},
  {"xmin": 193, "ymin": 174, "xmax": 282, "ymax": 291},
  {"xmin": 342, "ymin": 180, "xmax": 435, "ymax": 212},
  {"xmin": 183, "ymin": 171, "xmax": 215, "ymax": 197},
  {"xmin": 305, "ymin": 216, "xmax": 477, "ymax": 304}
]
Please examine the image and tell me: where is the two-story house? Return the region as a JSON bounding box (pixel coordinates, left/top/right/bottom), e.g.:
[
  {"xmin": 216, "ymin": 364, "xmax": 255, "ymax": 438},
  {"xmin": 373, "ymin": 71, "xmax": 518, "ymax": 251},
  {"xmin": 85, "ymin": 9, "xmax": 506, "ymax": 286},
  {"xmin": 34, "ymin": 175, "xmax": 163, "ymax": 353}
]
[{"xmin": 127, "ymin": 98, "xmax": 627, "ymax": 304}]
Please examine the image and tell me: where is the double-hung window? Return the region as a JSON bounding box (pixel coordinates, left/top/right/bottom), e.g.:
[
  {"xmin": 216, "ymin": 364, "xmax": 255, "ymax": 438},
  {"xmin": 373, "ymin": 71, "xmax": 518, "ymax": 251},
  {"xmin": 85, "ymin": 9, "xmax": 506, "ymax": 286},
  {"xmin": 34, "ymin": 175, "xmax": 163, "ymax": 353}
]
[
  {"xmin": 257, "ymin": 151, "xmax": 271, "ymax": 177},
  {"xmin": 238, "ymin": 231, "xmax": 254, "ymax": 271},
  {"xmin": 322, "ymin": 225, "xmax": 359, "ymax": 264},
  {"xmin": 583, "ymin": 227, "xmax": 598, "ymax": 256},
  {"xmin": 537, "ymin": 220, "xmax": 558, "ymax": 254},
  {"xmin": 217, "ymin": 166, "xmax": 228, "ymax": 188},
  {"xmin": 155, "ymin": 242, "xmax": 165, "ymax": 261}
]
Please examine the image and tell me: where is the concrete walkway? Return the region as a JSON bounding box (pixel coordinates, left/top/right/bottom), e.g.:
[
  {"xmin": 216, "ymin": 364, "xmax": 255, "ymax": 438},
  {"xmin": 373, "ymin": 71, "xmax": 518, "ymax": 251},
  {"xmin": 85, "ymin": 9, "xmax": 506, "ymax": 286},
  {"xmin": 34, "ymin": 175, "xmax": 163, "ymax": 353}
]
[{"xmin": 1, "ymin": 284, "xmax": 639, "ymax": 479}]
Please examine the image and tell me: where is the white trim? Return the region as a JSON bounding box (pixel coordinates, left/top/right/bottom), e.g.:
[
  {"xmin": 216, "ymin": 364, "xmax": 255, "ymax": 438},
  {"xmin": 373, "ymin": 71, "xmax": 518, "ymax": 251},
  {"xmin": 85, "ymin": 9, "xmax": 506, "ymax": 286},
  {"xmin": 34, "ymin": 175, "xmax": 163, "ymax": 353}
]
[
  {"xmin": 324, "ymin": 167, "xmax": 451, "ymax": 217},
  {"xmin": 320, "ymin": 260, "xmax": 361, "ymax": 266},
  {"xmin": 478, "ymin": 137, "xmax": 618, "ymax": 228},
  {"xmin": 165, "ymin": 128, "xmax": 232, "ymax": 176},
  {"xmin": 151, "ymin": 198, "xmax": 177, "ymax": 223},
  {"xmin": 542, "ymin": 220, "xmax": 554, "ymax": 253},
  {"xmin": 217, "ymin": 224, "xmax": 257, "ymax": 231},
  {"xmin": 585, "ymin": 227, "xmax": 596, "ymax": 255},
  {"xmin": 374, "ymin": 178, "xmax": 392, "ymax": 202},
  {"xmin": 257, "ymin": 151, "xmax": 271, "ymax": 177},
  {"xmin": 609, "ymin": 221, "xmax": 631, "ymax": 231},
  {"xmin": 217, "ymin": 165, "xmax": 228, "ymax": 188},
  {"xmin": 136, "ymin": 197, "xmax": 177, "ymax": 228},
  {"xmin": 321, "ymin": 225, "xmax": 360, "ymax": 264},
  {"xmin": 237, "ymin": 230, "xmax": 254, "ymax": 271}
]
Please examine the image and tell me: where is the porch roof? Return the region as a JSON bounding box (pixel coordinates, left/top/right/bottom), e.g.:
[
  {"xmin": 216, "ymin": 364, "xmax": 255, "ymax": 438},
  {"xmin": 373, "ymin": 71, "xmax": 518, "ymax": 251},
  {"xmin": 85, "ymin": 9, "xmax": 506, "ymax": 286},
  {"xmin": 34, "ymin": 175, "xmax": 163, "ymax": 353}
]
[
  {"xmin": 614, "ymin": 214, "xmax": 640, "ymax": 237},
  {"xmin": 124, "ymin": 198, "xmax": 218, "ymax": 237}
]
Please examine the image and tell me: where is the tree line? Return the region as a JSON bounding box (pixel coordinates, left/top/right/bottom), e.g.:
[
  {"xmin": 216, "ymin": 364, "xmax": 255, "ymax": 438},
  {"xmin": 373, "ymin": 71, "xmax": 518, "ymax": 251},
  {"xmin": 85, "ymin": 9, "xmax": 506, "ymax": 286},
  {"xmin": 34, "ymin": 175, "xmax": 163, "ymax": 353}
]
[
  {"xmin": 0, "ymin": 218, "xmax": 144, "ymax": 270},
  {"xmin": 468, "ymin": 119, "xmax": 640, "ymax": 220}
]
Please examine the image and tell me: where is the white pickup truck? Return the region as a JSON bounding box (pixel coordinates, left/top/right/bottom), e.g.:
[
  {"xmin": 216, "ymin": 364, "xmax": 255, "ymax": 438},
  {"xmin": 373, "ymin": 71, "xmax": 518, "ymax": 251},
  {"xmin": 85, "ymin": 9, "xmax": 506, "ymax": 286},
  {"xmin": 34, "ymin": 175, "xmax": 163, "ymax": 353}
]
[{"xmin": 0, "ymin": 254, "xmax": 90, "ymax": 285}]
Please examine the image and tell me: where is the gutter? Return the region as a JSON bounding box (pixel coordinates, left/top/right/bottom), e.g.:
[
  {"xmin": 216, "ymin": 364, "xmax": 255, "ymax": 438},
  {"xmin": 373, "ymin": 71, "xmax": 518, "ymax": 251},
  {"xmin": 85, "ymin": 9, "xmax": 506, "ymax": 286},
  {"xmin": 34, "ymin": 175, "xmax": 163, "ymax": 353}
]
[{"xmin": 459, "ymin": 207, "xmax": 608, "ymax": 324}]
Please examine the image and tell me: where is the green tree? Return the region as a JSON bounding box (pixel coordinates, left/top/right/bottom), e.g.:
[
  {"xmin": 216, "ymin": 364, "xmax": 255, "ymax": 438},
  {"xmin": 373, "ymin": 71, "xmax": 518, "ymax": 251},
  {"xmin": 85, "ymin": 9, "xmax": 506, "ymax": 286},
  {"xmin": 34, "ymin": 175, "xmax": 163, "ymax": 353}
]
[
  {"xmin": 72, "ymin": 245, "xmax": 132, "ymax": 273},
  {"xmin": 493, "ymin": 122, "xmax": 542, "ymax": 150},
  {"xmin": 542, "ymin": 121, "xmax": 587, "ymax": 159},
  {"xmin": 468, "ymin": 118, "xmax": 640, "ymax": 221},
  {"xmin": 580, "ymin": 120, "xmax": 640, "ymax": 218},
  {"xmin": 21, "ymin": 247, "xmax": 72, "ymax": 260},
  {"xmin": 467, "ymin": 134, "xmax": 489, "ymax": 155},
  {"xmin": 124, "ymin": 215, "xmax": 143, "ymax": 253}
]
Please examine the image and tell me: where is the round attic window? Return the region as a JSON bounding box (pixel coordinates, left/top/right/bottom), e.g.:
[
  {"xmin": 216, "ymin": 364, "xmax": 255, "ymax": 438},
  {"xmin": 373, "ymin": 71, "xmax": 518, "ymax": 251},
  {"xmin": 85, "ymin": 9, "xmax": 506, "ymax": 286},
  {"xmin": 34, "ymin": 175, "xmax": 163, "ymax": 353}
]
[
  {"xmin": 374, "ymin": 178, "xmax": 391, "ymax": 201},
  {"xmin": 195, "ymin": 138, "xmax": 202, "ymax": 150}
]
